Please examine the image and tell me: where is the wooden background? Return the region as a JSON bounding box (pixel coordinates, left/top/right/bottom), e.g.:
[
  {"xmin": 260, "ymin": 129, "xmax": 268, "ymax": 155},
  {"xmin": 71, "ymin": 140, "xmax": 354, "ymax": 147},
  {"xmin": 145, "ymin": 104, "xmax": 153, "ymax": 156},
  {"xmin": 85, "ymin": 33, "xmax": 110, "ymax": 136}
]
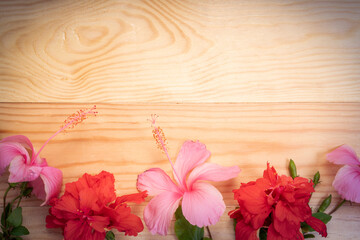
[{"xmin": 0, "ymin": 0, "xmax": 359, "ymax": 239}]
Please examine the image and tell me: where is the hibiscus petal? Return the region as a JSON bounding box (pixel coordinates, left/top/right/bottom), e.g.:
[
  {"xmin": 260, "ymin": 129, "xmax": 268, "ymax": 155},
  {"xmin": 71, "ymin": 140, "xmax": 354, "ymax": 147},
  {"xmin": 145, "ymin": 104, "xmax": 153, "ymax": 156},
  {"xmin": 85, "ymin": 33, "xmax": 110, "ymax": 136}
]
[
  {"xmin": 31, "ymin": 166, "xmax": 62, "ymax": 206},
  {"xmin": 182, "ymin": 182, "xmax": 225, "ymax": 227},
  {"xmin": 263, "ymin": 162, "xmax": 278, "ymax": 185},
  {"xmin": 143, "ymin": 191, "xmax": 182, "ymax": 235},
  {"xmin": 116, "ymin": 211, "xmax": 144, "ymax": 236},
  {"xmin": 174, "ymin": 140, "xmax": 211, "ymax": 186},
  {"xmin": 0, "ymin": 135, "xmax": 34, "ymax": 151},
  {"xmin": 273, "ymin": 201, "xmax": 302, "ymax": 238},
  {"xmin": 234, "ymin": 220, "xmax": 258, "ymax": 240},
  {"xmin": 8, "ymin": 156, "xmax": 42, "ymax": 182},
  {"xmin": 51, "ymin": 194, "xmax": 79, "ymax": 216},
  {"xmin": 0, "ymin": 142, "xmax": 30, "ymax": 175},
  {"xmin": 113, "ymin": 191, "xmax": 147, "ymax": 205},
  {"xmin": 137, "ymin": 168, "xmax": 181, "ymax": 196},
  {"xmin": 79, "ymin": 188, "xmax": 101, "ymax": 212},
  {"xmin": 64, "ymin": 219, "xmax": 94, "ymax": 240},
  {"xmin": 88, "ymin": 215, "xmax": 110, "ymax": 233},
  {"xmin": 305, "ymin": 216, "xmax": 327, "ymax": 237},
  {"xmin": 187, "ymin": 163, "xmax": 240, "ymax": 187},
  {"xmin": 103, "ymin": 204, "xmax": 144, "ymax": 236},
  {"xmin": 82, "ymin": 171, "xmax": 116, "ymax": 205},
  {"xmin": 333, "ymin": 165, "xmax": 360, "ymax": 203},
  {"xmin": 46, "ymin": 214, "xmax": 66, "ymax": 229},
  {"xmin": 267, "ymin": 223, "xmax": 304, "ymax": 240},
  {"xmin": 327, "ymin": 145, "xmax": 360, "ymax": 166},
  {"xmin": 234, "ymin": 179, "xmax": 272, "ymax": 229}
]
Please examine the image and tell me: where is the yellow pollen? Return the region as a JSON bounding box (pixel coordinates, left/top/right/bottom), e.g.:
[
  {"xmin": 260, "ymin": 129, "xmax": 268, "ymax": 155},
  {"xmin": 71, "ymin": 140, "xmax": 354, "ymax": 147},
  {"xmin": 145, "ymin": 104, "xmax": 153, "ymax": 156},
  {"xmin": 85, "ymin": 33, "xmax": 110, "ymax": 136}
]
[
  {"xmin": 61, "ymin": 106, "xmax": 97, "ymax": 131},
  {"xmin": 152, "ymin": 127, "xmax": 167, "ymax": 152}
]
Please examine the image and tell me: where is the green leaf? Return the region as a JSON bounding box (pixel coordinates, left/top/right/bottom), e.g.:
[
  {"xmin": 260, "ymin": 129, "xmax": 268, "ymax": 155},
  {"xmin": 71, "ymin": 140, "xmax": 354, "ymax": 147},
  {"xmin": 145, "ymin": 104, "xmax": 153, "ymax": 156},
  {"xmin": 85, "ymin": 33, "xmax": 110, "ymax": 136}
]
[
  {"xmin": 312, "ymin": 212, "xmax": 332, "ymax": 224},
  {"xmin": 105, "ymin": 231, "xmax": 115, "ymax": 240},
  {"xmin": 312, "ymin": 171, "xmax": 320, "ymax": 188},
  {"xmin": 289, "ymin": 159, "xmax": 298, "ymax": 179},
  {"xmin": 317, "ymin": 195, "xmax": 332, "ymax": 213},
  {"xmin": 6, "ymin": 207, "xmax": 22, "ymax": 227},
  {"xmin": 304, "ymin": 234, "xmax": 315, "ymax": 238},
  {"xmin": 259, "ymin": 227, "xmax": 268, "ymax": 240},
  {"xmin": 11, "ymin": 226, "xmax": 29, "ymax": 236},
  {"xmin": 202, "ymin": 238, "xmax": 212, "ymax": 240},
  {"xmin": 175, "ymin": 206, "xmax": 204, "ymax": 240}
]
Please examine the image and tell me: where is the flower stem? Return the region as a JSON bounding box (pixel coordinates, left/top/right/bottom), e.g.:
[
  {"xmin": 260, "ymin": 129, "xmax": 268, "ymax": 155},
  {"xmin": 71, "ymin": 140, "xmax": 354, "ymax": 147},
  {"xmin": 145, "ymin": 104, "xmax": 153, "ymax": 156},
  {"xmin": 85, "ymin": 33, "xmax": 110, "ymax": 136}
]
[
  {"xmin": 10, "ymin": 195, "xmax": 21, "ymax": 207},
  {"xmin": 206, "ymin": 226, "xmax": 213, "ymax": 239},
  {"xmin": 2, "ymin": 185, "xmax": 12, "ymax": 234},
  {"xmin": 3, "ymin": 185, "xmax": 11, "ymax": 210},
  {"xmin": 329, "ymin": 199, "xmax": 347, "ymax": 215}
]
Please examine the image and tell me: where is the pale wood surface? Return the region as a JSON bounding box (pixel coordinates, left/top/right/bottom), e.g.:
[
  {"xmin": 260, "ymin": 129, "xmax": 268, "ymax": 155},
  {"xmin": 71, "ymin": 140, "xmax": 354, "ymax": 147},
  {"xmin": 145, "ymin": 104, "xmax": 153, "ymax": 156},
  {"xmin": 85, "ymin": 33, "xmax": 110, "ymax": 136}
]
[
  {"xmin": 0, "ymin": 103, "xmax": 360, "ymax": 239},
  {"xmin": 0, "ymin": 0, "xmax": 360, "ymax": 103},
  {"xmin": 0, "ymin": 0, "xmax": 360, "ymax": 240}
]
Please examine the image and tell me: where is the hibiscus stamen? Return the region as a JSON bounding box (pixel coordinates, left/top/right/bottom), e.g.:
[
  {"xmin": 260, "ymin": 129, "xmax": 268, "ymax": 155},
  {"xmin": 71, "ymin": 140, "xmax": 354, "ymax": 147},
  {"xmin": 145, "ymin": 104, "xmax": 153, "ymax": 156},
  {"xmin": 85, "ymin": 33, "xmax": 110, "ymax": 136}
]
[
  {"xmin": 149, "ymin": 114, "xmax": 182, "ymax": 186},
  {"xmin": 33, "ymin": 105, "xmax": 97, "ymax": 160}
]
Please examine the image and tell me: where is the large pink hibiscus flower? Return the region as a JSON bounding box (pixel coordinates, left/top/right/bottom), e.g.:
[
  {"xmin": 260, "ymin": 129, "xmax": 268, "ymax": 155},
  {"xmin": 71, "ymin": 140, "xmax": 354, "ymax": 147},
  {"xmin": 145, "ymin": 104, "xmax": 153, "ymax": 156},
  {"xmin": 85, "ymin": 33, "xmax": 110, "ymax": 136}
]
[
  {"xmin": 137, "ymin": 116, "xmax": 240, "ymax": 235},
  {"xmin": 327, "ymin": 145, "xmax": 360, "ymax": 203}
]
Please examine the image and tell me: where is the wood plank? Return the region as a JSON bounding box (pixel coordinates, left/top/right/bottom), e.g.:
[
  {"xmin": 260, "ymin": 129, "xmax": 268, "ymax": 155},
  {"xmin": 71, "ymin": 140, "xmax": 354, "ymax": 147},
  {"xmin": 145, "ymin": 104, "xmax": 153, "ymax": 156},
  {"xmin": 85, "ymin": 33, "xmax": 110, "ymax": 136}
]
[
  {"xmin": 0, "ymin": 0, "xmax": 360, "ymax": 103},
  {"xmin": 0, "ymin": 103, "xmax": 359, "ymax": 239}
]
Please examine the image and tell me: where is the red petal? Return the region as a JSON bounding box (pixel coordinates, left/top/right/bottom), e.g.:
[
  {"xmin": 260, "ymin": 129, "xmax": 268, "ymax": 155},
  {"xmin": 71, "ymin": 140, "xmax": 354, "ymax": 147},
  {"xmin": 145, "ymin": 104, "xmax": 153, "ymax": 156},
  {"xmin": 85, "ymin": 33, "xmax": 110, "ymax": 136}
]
[
  {"xmin": 273, "ymin": 201, "xmax": 302, "ymax": 238},
  {"xmin": 64, "ymin": 219, "xmax": 87, "ymax": 240},
  {"xmin": 305, "ymin": 216, "xmax": 328, "ymax": 237},
  {"xmin": 113, "ymin": 191, "xmax": 147, "ymax": 205},
  {"xmin": 268, "ymin": 223, "xmax": 304, "ymax": 240},
  {"xmin": 102, "ymin": 204, "xmax": 144, "ymax": 236},
  {"xmin": 88, "ymin": 215, "xmax": 110, "ymax": 233},
  {"xmin": 234, "ymin": 220, "xmax": 258, "ymax": 240},
  {"xmin": 263, "ymin": 163, "xmax": 278, "ymax": 185},
  {"xmin": 46, "ymin": 215, "xmax": 66, "ymax": 229},
  {"xmin": 234, "ymin": 179, "xmax": 272, "ymax": 229},
  {"xmin": 83, "ymin": 171, "xmax": 116, "ymax": 204}
]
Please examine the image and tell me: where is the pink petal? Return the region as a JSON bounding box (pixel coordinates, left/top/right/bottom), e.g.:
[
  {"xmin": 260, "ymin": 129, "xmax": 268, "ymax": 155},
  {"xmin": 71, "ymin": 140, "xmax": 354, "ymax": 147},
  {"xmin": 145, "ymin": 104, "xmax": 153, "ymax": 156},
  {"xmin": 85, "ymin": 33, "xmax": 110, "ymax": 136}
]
[
  {"xmin": 143, "ymin": 191, "xmax": 182, "ymax": 235},
  {"xmin": 137, "ymin": 168, "xmax": 181, "ymax": 196},
  {"xmin": 187, "ymin": 163, "xmax": 240, "ymax": 187},
  {"xmin": 8, "ymin": 156, "xmax": 42, "ymax": 182},
  {"xmin": 327, "ymin": 145, "xmax": 360, "ymax": 166},
  {"xmin": 0, "ymin": 142, "xmax": 30, "ymax": 175},
  {"xmin": 182, "ymin": 182, "xmax": 225, "ymax": 227},
  {"xmin": 333, "ymin": 165, "xmax": 360, "ymax": 203},
  {"xmin": 31, "ymin": 166, "xmax": 63, "ymax": 206},
  {"xmin": 174, "ymin": 141, "xmax": 211, "ymax": 186},
  {"xmin": 1, "ymin": 135, "xmax": 34, "ymax": 152}
]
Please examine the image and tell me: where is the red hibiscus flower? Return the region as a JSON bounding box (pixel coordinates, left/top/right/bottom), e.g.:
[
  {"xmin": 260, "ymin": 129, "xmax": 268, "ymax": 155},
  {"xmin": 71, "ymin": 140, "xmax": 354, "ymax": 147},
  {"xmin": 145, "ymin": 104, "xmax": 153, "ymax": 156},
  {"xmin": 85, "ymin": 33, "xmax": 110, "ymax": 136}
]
[
  {"xmin": 46, "ymin": 171, "xmax": 147, "ymax": 240},
  {"xmin": 229, "ymin": 163, "xmax": 327, "ymax": 240}
]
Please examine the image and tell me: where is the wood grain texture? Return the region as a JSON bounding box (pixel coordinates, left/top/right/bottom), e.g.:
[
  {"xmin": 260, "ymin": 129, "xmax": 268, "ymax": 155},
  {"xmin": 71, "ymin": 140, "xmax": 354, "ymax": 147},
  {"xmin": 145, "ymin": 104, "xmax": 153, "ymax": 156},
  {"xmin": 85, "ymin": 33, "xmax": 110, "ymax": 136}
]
[
  {"xmin": 0, "ymin": 0, "xmax": 360, "ymax": 103},
  {"xmin": 0, "ymin": 103, "xmax": 359, "ymax": 239}
]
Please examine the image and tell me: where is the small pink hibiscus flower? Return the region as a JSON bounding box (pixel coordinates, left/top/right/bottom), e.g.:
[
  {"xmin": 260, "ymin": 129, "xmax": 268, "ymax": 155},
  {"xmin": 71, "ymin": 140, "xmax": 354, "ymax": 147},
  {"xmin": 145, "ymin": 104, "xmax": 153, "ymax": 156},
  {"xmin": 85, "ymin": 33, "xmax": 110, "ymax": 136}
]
[
  {"xmin": 0, "ymin": 106, "xmax": 97, "ymax": 205},
  {"xmin": 327, "ymin": 144, "xmax": 360, "ymax": 203},
  {"xmin": 137, "ymin": 115, "xmax": 240, "ymax": 235}
]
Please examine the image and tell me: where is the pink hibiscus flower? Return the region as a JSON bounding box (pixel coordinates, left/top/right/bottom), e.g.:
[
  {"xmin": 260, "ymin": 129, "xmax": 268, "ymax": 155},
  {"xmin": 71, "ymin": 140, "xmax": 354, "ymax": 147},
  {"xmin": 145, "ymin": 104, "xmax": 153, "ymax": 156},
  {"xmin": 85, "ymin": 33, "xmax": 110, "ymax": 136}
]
[
  {"xmin": 327, "ymin": 145, "xmax": 360, "ymax": 203},
  {"xmin": 0, "ymin": 106, "xmax": 96, "ymax": 205},
  {"xmin": 137, "ymin": 115, "xmax": 240, "ymax": 235}
]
